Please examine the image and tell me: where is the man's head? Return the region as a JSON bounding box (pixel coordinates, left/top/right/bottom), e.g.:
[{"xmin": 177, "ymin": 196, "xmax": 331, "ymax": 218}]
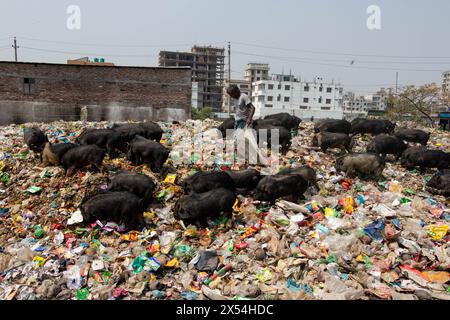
[{"xmin": 226, "ymin": 84, "xmax": 240, "ymax": 99}]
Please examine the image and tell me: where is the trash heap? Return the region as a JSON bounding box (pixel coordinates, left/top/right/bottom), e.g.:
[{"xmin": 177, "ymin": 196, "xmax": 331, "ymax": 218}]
[{"xmin": 0, "ymin": 120, "xmax": 449, "ymax": 300}]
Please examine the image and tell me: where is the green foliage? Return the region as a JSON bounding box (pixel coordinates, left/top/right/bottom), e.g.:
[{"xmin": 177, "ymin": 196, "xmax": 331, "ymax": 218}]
[
  {"xmin": 385, "ymin": 84, "xmax": 441, "ymax": 127},
  {"xmin": 191, "ymin": 107, "xmax": 213, "ymax": 120}
]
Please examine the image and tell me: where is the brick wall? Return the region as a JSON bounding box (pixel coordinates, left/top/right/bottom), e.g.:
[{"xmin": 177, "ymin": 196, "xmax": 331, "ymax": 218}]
[{"xmin": 0, "ymin": 61, "xmax": 192, "ymax": 124}]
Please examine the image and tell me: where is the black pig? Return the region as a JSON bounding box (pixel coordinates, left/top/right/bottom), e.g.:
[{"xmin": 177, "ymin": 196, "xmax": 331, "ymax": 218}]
[
  {"xmin": 254, "ymin": 173, "xmax": 308, "ymax": 204},
  {"xmin": 79, "ymin": 191, "xmax": 145, "ymax": 230},
  {"xmin": 394, "ymin": 128, "xmax": 430, "ymax": 146},
  {"xmin": 426, "ymin": 169, "xmax": 450, "ymax": 196},
  {"xmin": 335, "ymin": 152, "xmax": 385, "ymax": 179},
  {"xmin": 174, "ymin": 188, "xmax": 236, "ymax": 225},
  {"xmin": 183, "ymin": 171, "xmax": 235, "ymax": 194},
  {"xmin": 311, "ymin": 132, "xmax": 353, "ymax": 154},
  {"xmin": 127, "ymin": 135, "xmax": 170, "ymax": 173},
  {"xmin": 314, "ymin": 119, "xmax": 351, "ymax": 134},
  {"xmin": 24, "ymin": 127, "xmax": 48, "ymax": 153},
  {"xmin": 60, "ymin": 145, "xmax": 106, "ymax": 176},
  {"xmin": 107, "ymin": 171, "xmax": 157, "ymax": 207},
  {"xmin": 366, "ymin": 134, "xmax": 408, "ymax": 160}
]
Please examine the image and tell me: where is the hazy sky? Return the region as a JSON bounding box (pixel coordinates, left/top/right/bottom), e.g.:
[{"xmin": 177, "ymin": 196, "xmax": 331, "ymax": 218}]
[{"xmin": 1, "ymin": 0, "xmax": 449, "ymax": 95}]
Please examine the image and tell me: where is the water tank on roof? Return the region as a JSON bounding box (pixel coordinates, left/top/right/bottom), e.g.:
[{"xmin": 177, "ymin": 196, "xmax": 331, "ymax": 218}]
[
  {"xmin": 100, "ymin": 58, "xmax": 105, "ymax": 63},
  {"xmin": 94, "ymin": 58, "xmax": 99, "ymax": 63}
]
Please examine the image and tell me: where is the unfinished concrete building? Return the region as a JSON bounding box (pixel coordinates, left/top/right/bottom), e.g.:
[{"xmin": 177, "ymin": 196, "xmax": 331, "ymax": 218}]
[{"xmin": 159, "ymin": 45, "xmax": 225, "ymax": 112}]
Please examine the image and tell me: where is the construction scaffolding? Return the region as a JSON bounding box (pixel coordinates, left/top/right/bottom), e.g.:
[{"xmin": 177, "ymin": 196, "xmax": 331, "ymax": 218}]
[{"xmin": 159, "ymin": 45, "xmax": 225, "ymax": 112}]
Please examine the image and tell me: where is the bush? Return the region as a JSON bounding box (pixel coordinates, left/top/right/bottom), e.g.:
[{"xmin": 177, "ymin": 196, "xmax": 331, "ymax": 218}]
[{"xmin": 191, "ymin": 107, "xmax": 213, "ymax": 120}]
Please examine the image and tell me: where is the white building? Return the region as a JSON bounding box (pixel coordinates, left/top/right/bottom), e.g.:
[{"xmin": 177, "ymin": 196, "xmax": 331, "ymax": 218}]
[
  {"xmin": 252, "ymin": 75, "xmax": 344, "ymax": 119},
  {"xmin": 368, "ymin": 88, "xmax": 390, "ymax": 111},
  {"xmin": 343, "ymin": 88, "xmax": 392, "ymax": 120},
  {"xmin": 245, "ymin": 63, "xmax": 270, "ymax": 83},
  {"xmin": 343, "ymin": 92, "xmax": 369, "ymax": 120},
  {"xmin": 442, "ymin": 71, "xmax": 450, "ymax": 93}
]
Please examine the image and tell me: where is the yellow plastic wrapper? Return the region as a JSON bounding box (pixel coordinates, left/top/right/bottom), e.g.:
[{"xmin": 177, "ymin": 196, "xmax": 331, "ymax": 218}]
[
  {"xmin": 143, "ymin": 211, "xmax": 155, "ymax": 219},
  {"xmin": 422, "ymin": 271, "xmax": 450, "ymax": 284},
  {"xmin": 0, "ymin": 161, "xmax": 5, "ymax": 172},
  {"xmin": 257, "ymin": 268, "xmax": 273, "ymax": 283},
  {"xmin": 165, "ymin": 258, "xmax": 180, "ymax": 268},
  {"xmin": 324, "ymin": 207, "xmax": 337, "ymax": 219},
  {"xmin": 427, "ymin": 225, "xmax": 448, "ymax": 241},
  {"xmin": 184, "ymin": 226, "xmax": 199, "ymax": 238},
  {"xmin": 163, "ymin": 174, "xmax": 177, "ymax": 184},
  {"xmin": 121, "ymin": 231, "xmax": 140, "ymax": 241},
  {"xmin": 232, "ymin": 198, "xmax": 239, "ymax": 212},
  {"xmin": 32, "ymin": 256, "xmax": 48, "ymax": 269}
]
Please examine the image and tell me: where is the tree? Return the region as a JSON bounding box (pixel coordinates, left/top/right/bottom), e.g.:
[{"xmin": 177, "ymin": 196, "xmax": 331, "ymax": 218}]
[
  {"xmin": 191, "ymin": 107, "xmax": 213, "ymax": 120},
  {"xmin": 386, "ymin": 83, "xmax": 441, "ymax": 127}
]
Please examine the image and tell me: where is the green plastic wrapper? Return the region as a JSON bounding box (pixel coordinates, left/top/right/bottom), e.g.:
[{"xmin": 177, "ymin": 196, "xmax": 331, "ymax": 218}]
[
  {"xmin": 76, "ymin": 288, "xmax": 90, "ymax": 300},
  {"xmin": 34, "ymin": 226, "xmax": 45, "ymax": 239},
  {"xmin": 26, "ymin": 186, "xmax": 42, "ymax": 194}
]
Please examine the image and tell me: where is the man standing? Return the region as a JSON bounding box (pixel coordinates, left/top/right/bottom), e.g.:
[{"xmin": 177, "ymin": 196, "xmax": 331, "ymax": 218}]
[
  {"xmin": 226, "ymin": 85, "xmax": 269, "ymax": 166},
  {"xmin": 226, "ymin": 85, "xmax": 255, "ymax": 129}
]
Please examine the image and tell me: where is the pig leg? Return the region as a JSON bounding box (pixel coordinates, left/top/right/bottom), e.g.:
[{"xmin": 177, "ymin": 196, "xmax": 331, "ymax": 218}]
[
  {"xmin": 66, "ymin": 166, "xmax": 75, "ymax": 177},
  {"xmin": 42, "ymin": 155, "xmax": 49, "ymax": 167},
  {"xmin": 345, "ymin": 166, "xmax": 356, "ymax": 178},
  {"xmin": 126, "ymin": 149, "xmax": 135, "ymax": 164},
  {"xmin": 106, "ymin": 143, "xmax": 115, "ymax": 159}
]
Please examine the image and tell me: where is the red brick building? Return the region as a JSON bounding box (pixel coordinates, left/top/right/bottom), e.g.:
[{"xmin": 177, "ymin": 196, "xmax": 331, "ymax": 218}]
[{"xmin": 0, "ymin": 61, "xmax": 191, "ymax": 125}]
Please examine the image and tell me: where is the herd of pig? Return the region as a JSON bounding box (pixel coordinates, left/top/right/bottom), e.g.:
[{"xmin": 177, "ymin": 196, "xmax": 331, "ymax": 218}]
[{"xmin": 22, "ymin": 113, "xmax": 449, "ymax": 233}]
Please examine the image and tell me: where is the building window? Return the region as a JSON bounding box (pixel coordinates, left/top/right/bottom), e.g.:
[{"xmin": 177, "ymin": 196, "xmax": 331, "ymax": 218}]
[
  {"xmin": 257, "ymin": 70, "xmax": 261, "ymax": 74},
  {"xmin": 268, "ymin": 84, "xmax": 274, "ymax": 90},
  {"xmin": 265, "ymin": 104, "xmax": 273, "ymax": 108},
  {"xmin": 267, "ymin": 96, "xmax": 273, "ymax": 101},
  {"xmin": 258, "ymin": 96, "xmax": 265, "ymax": 102},
  {"xmin": 319, "ymin": 86, "xmax": 323, "ymax": 92},
  {"xmin": 284, "ymin": 97, "xmax": 290, "ymax": 102},
  {"xmin": 318, "ymin": 97, "xmax": 322, "ymax": 103},
  {"xmin": 258, "ymin": 84, "xmax": 265, "ymax": 90},
  {"xmin": 23, "ymin": 78, "xmax": 36, "ymax": 95},
  {"xmin": 303, "ymin": 98, "xmax": 309, "ymax": 103},
  {"xmin": 304, "ymin": 86, "xmax": 309, "ymax": 92},
  {"xmin": 257, "ymin": 77, "xmax": 260, "ymax": 81},
  {"xmin": 326, "ymin": 87, "xmax": 332, "ymax": 93},
  {"xmin": 278, "ymin": 84, "xmax": 281, "ymax": 90},
  {"xmin": 326, "ymin": 99, "xmax": 331, "ymax": 104},
  {"xmin": 277, "ymin": 95, "xmax": 281, "ymax": 101},
  {"xmin": 300, "ymin": 106, "xmax": 308, "ymax": 109},
  {"xmin": 321, "ymin": 107, "xmax": 331, "ymax": 110},
  {"xmin": 285, "ymin": 85, "xmax": 290, "ymax": 91}
]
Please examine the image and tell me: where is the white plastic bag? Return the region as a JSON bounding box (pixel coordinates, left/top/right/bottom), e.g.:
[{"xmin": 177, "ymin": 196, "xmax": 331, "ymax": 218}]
[{"xmin": 234, "ymin": 126, "xmax": 268, "ymax": 165}]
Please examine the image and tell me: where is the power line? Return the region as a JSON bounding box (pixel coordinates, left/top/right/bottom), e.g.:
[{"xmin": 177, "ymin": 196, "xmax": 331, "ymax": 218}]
[
  {"xmin": 19, "ymin": 36, "xmax": 227, "ymax": 48},
  {"xmin": 232, "ymin": 41, "xmax": 450, "ymax": 59},
  {"xmin": 20, "ymin": 46, "xmax": 158, "ymax": 58},
  {"xmin": 236, "ymin": 51, "xmax": 450, "ymax": 65},
  {"xmin": 233, "ymin": 51, "xmax": 444, "ymax": 72}
]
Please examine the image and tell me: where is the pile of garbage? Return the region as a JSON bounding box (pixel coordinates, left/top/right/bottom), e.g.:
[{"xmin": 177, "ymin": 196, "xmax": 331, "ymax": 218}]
[{"xmin": 0, "ymin": 120, "xmax": 448, "ymax": 300}]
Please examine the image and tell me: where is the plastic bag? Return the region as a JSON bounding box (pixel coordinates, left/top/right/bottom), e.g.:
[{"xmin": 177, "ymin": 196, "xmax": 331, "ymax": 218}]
[{"xmin": 234, "ymin": 126, "xmax": 269, "ymax": 166}]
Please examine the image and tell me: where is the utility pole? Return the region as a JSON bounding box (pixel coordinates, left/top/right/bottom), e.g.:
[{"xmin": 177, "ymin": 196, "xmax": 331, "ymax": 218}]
[
  {"xmin": 395, "ymin": 71, "xmax": 398, "ymax": 94},
  {"xmin": 227, "ymin": 41, "xmax": 231, "ymax": 116},
  {"xmin": 12, "ymin": 37, "xmax": 19, "ymax": 62}
]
